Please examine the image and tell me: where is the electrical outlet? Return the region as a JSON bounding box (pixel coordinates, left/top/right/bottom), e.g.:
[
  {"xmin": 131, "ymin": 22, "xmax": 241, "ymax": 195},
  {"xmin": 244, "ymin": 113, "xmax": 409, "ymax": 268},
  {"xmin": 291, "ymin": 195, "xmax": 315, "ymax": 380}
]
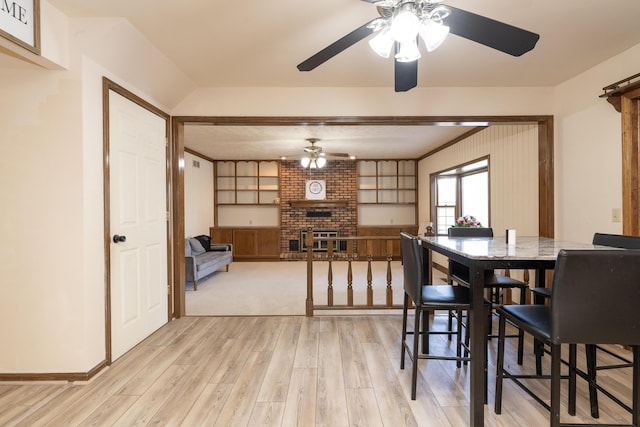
[{"xmin": 612, "ymin": 208, "xmax": 622, "ymax": 222}]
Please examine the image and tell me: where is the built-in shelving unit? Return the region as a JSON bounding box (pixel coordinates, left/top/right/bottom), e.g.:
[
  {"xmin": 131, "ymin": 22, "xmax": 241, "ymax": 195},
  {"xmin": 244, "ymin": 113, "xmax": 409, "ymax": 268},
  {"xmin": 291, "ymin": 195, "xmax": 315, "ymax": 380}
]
[
  {"xmin": 357, "ymin": 160, "xmax": 416, "ymax": 204},
  {"xmin": 357, "ymin": 160, "xmax": 417, "ymax": 226},
  {"xmin": 216, "ymin": 160, "xmax": 279, "ymax": 205}
]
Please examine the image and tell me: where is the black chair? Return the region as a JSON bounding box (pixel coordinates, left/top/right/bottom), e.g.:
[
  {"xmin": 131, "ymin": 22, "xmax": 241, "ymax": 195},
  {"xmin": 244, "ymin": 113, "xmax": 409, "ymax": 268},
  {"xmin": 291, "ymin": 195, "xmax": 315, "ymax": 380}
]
[
  {"xmin": 495, "ymin": 249, "xmax": 640, "ymax": 427},
  {"xmin": 447, "ymin": 227, "xmax": 529, "ymax": 364},
  {"xmin": 531, "ymin": 233, "xmax": 640, "ymax": 418},
  {"xmin": 400, "ymin": 232, "xmax": 483, "ymax": 400}
]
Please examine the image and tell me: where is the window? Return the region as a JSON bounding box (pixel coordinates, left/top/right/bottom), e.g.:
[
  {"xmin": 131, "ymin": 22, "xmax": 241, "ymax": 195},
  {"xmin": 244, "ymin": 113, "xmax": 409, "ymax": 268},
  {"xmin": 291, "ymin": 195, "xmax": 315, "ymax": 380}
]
[{"xmin": 432, "ymin": 158, "xmax": 489, "ymax": 235}]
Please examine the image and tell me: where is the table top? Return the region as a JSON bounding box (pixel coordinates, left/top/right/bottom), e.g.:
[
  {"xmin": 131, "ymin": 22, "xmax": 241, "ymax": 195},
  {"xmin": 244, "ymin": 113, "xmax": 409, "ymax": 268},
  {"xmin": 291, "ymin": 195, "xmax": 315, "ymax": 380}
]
[{"xmin": 419, "ymin": 235, "xmax": 606, "ymax": 261}]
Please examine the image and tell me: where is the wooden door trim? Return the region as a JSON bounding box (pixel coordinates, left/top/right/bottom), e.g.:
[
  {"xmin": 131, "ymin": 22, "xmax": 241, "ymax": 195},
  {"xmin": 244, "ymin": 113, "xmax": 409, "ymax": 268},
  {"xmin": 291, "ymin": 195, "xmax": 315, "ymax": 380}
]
[
  {"xmin": 102, "ymin": 78, "xmax": 172, "ymax": 364},
  {"xmin": 170, "ymin": 115, "xmax": 554, "ymax": 317}
]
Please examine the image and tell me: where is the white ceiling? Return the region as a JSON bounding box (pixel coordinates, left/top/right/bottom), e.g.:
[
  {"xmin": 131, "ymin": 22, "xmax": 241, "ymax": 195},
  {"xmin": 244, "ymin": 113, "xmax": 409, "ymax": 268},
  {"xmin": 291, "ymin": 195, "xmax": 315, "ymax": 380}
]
[{"xmin": 47, "ymin": 0, "xmax": 640, "ymax": 159}]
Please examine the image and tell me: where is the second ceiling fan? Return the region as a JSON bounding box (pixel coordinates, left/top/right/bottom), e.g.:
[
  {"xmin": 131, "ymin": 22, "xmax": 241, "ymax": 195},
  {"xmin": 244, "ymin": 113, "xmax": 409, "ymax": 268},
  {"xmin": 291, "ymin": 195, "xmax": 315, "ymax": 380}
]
[{"xmin": 297, "ymin": 0, "xmax": 540, "ymax": 92}]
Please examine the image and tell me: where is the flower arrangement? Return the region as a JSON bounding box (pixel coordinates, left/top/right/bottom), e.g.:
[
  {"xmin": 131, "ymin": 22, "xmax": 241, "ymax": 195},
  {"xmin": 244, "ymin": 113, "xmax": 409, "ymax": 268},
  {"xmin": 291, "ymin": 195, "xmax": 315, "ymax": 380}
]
[{"xmin": 454, "ymin": 215, "xmax": 483, "ymax": 228}]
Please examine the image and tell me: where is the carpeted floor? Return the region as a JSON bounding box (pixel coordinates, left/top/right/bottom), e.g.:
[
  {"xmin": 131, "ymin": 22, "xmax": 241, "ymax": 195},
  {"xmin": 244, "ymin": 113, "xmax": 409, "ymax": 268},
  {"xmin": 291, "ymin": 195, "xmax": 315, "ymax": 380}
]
[{"xmin": 185, "ymin": 260, "xmax": 447, "ymax": 316}]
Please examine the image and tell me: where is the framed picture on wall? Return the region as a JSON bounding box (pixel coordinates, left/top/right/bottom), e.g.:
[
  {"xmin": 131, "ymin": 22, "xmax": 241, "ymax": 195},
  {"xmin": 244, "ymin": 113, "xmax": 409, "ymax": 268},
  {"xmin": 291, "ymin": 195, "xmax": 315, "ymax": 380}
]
[
  {"xmin": 306, "ymin": 180, "xmax": 326, "ymax": 200},
  {"xmin": 0, "ymin": 0, "xmax": 41, "ymax": 54}
]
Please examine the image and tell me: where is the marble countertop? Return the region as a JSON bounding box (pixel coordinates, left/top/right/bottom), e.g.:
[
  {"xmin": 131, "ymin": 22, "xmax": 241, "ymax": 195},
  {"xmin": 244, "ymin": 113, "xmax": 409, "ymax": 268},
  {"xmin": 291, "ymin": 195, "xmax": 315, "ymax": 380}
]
[{"xmin": 420, "ymin": 236, "xmax": 605, "ymax": 260}]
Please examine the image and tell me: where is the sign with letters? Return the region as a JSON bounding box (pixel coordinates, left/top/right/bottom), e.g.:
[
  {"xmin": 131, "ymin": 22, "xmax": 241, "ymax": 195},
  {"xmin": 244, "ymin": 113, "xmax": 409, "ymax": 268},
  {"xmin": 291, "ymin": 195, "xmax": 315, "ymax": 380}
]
[{"xmin": 0, "ymin": 0, "xmax": 40, "ymax": 54}]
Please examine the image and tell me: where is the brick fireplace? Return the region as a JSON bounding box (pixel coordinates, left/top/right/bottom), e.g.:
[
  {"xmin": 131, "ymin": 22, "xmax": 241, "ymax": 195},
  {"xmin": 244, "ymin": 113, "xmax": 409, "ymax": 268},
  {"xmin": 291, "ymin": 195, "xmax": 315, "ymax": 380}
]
[{"xmin": 280, "ymin": 160, "xmax": 357, "ymax": 260}]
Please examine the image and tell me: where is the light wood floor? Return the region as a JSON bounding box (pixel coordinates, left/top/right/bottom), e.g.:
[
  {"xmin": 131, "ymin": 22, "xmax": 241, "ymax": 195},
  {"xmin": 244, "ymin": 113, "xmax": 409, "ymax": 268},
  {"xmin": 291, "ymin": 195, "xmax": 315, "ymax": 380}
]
[{"xmin": 0, "ymin": 314, "xmax": 633, "ymax": 426}]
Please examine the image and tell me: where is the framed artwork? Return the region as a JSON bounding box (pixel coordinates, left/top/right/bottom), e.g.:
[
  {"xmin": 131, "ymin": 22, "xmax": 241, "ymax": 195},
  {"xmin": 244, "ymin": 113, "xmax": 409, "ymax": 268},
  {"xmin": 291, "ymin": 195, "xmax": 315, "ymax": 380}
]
[
  {"xmin": 1, "ymin": 0, "xmax": 40, "ymax": 54},
  {"xmin": 305, "ymin": 180, "xmax": 326, "ymax": 200}
]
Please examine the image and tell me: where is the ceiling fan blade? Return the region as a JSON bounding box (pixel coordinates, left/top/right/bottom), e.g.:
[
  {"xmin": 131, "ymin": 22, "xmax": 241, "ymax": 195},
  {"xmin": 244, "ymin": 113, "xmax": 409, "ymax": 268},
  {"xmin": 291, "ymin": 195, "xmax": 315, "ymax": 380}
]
[
  {"xmin": 324, "ymin": 152, "xmax": 351, "ymax": 158},
  {"xmin": 297, "ymin": 19, "xmax": 378, "ymax": 71},
  {"xmin": 445, "ymin": 6, "xmax": 540, "ymax": 57},
  {"xmin": 394, "ymin": 52, "xmax": 418, "ymax": 92}
]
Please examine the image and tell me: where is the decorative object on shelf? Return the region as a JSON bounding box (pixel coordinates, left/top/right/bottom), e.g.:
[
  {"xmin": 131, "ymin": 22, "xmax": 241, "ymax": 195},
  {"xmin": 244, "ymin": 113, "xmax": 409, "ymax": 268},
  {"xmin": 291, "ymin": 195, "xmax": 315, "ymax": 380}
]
[
  {"xmin": 425, "ymin": 222, "xmax": 435, "ymax": 236},
  {"xmin": 453, "ymin": 215, "xmax": 482, "ymax": 227},
  {"xmin": 305, "ymin": 180, "xmax": 326, "ymax": 200}
]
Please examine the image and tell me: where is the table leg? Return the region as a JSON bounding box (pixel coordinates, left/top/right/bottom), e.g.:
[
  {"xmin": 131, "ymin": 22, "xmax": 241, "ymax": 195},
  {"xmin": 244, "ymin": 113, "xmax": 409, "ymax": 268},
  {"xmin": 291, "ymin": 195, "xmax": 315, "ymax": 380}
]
[{"xmin": 469, "ymin": 264, "xmax": 486, "ymax": 426}]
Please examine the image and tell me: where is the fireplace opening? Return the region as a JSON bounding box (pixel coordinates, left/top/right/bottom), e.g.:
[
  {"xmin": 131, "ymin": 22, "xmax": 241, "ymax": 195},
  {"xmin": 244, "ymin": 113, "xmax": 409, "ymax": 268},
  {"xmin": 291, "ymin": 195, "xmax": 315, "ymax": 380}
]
[{"xmin": 300, "ymin": 229, "xmax": 340, "ymax": 252}]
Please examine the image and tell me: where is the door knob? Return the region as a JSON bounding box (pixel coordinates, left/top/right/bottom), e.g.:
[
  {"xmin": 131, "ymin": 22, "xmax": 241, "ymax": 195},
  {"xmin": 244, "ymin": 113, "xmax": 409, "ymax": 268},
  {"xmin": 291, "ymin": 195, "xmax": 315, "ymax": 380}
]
[{"xmin": 113, "ymin": 234, "xmax": 127, "ymax": 243}]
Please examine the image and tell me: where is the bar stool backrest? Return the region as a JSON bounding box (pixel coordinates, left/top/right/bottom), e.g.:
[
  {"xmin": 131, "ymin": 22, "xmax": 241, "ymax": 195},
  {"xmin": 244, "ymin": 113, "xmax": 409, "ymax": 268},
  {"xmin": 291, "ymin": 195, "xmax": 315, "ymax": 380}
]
[
  {"xmin": 551, "ymin": 249, "xmax": 640, "ymax": 345},
  {"xmin": 593, "ymin": 232, "xmax": 640, "ymax": 249},
  {"xmin": 448, "ymin": 227, "xmax": 494, "ymax": 237},
  {"xmin": 401, "ymin": 232, "xmax": 423, "ymax": 306}
]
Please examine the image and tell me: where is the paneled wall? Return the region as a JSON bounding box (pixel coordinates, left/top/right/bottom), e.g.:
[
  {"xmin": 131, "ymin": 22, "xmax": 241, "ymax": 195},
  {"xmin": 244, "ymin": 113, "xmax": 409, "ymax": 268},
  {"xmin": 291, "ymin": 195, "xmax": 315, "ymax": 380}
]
[
  {"xmin": 419, "ymin": 124, "xmax": 539, "ymax": 236},
  {"xmin": 184, "ymin": 152, "xmax": 214, "ymax": 237},
  {"xmin": 419, "ymin": 124, "xmax": 539, "ymax": 279}
]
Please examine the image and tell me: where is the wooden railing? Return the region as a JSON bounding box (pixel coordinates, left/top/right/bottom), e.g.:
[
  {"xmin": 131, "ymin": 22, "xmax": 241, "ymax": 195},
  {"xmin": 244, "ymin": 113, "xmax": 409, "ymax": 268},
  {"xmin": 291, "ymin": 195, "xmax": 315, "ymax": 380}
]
[{"xmin": 305, "ymin": 234, "xmax": 404, "ymax": 316}]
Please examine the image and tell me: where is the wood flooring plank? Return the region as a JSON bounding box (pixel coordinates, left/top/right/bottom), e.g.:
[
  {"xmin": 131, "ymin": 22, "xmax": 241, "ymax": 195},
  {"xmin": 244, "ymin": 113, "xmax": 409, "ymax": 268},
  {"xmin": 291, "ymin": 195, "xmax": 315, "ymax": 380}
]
[
  {"xmin": 208, "ymin": 318, "xmax": 261, "ymax": 385},
  {"xmin": 145, "ymin": 363, "xmax": 212, "ymax": 426},
  {"xmin": 338, "ymin": 317, "xmax": 373, "ymax": 389},
  {"xmin": 316, "ymin": 317, "xmax": 350, "ymax": 427},
  {"xmin": 257, "ymin": 317, "xmax": 302, "ymax": 402},
  {"xmin": 362, "ymin": 341, "xmax": 419, "ymax": 426},
  {"xmin": 13, "ymin": 385, "xmax": 82, "ymax": 427},
  {"xmin": 248, "ymin": 401, "xmax": 286, "ymax": 426},
  {"xmin": 76, "ymin": 395, "xmax": 140, "ymax": 427},
  {"xmin": 179, "ymin": 383, "xmax": 233, "ymax": 426},
  {"xmin": 213, "ymin": 350, "xmax": 272, "ymax": 426},
  {"xmin": 281, "ymin": 368, "xmax": 317, "ymax": 426},
  {"xmin": 293, "ymin": 317, "xmax": 320, "ymax": 369},
  {"xmin": 141, "ymin": 316, "xmax": 199, "ymax": 347},
  {"xmin": 112, "ymin": 364, "xmax": 191, "ymax": 426},
  {"xmin": 345, "ymin": 388, "xmax": 384, "ymax": 427}
]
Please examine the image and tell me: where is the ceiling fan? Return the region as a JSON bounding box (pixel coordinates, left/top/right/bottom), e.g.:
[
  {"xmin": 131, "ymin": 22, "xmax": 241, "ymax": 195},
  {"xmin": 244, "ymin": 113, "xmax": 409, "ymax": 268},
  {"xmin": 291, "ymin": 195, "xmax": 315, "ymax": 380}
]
[
  {"xmin": 297, "ymin": 0, "xmax": 540, "ymax": 92},
  {"xmin": 299, "ymin": 138, "xmax": 351, "ymax": 168}
]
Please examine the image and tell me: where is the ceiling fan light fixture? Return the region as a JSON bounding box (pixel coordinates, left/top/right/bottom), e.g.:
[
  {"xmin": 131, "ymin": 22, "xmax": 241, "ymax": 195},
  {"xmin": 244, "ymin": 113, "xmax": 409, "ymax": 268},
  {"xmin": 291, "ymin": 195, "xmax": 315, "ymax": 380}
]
[
  {"xmin": 301, "ymin": 154, "xmax": 327, "ymax": 169},
  {"xmin": 316, "ymin": 156, "xmax": 327, "ymax": 168},
  {"xmin": 390, "ymin": 3, "xmax": 420, "ymax": 43},
  {"xmin": 419, "ymin": 19, "xmax": 449, "ymax": 52},
  {"xmin": 369, "ymin": 26, "xmax": 394, "ymax": 58},
  {"xmin": 395, "ymin": 38, "xmax": 421, "ymax": 62}
]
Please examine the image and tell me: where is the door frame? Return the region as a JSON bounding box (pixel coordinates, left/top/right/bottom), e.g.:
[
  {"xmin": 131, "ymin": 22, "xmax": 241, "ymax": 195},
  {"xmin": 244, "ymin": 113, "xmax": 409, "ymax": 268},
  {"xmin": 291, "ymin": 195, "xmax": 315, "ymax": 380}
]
[
  {"xmin": 170, "ymin": 115, "xmax": 554, "ymax": 317},
  {"xmin": 102, "ymin": 77, "xmax": 173, "ymax": 364}
]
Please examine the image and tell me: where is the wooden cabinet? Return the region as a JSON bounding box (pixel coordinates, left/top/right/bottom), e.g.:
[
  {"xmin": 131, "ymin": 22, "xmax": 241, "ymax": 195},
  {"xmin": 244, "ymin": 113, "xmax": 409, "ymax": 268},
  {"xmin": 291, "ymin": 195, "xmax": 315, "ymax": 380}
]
[
  {"xmin": 210, "ymin": 227, "xmax": 280, "ymax": 260},
  {"xmin": 357, "ymin": 226, "xmax": 418, "ymax": 259}
]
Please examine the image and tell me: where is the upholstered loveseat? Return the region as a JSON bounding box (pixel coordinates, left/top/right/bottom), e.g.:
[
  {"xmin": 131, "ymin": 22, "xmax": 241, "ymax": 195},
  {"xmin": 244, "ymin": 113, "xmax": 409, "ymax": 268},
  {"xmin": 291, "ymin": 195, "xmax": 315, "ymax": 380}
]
[{"xmin": 185, "ymin": 236, "xmax": 233, "ymax": 290}]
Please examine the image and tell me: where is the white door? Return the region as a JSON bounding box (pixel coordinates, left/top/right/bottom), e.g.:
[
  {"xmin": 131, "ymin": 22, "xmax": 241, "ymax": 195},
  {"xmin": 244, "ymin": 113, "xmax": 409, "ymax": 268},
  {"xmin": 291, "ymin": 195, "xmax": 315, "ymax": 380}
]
[{"xmin": 109, "ymin": 90, "xmax": 168, "ymax": 361}]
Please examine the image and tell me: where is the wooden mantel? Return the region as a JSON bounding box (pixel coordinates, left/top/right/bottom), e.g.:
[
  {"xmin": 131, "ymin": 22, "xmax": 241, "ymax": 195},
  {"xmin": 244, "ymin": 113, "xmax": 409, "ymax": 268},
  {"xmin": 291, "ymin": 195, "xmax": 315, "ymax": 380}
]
[{"xmin": 288, "ymin": 200, "xmax": 349, "ymax": 208}]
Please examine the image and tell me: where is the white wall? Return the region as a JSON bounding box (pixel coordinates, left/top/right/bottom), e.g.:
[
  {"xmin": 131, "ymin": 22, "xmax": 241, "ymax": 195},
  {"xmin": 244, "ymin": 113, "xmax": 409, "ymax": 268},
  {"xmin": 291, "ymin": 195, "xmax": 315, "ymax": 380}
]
[
  {"xmin": 184, "ymin": 152, "xmax": 214, "ymax": 237},
  {"xmin": 0, "ymin": 4, "xmax": 195, "ymax": 373},
  {"xmin": 554, "ymin": 43, "xmax": 640, "ymax": 243}
]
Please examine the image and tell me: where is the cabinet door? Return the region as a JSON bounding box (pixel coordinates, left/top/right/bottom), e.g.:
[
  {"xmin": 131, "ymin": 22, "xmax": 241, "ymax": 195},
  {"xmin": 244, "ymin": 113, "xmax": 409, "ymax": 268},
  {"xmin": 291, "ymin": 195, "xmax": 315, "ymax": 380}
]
[
  {"xmin": 210, "ymin": 228, "xmax": 233, "ymax": 245},
  {"xmin": 257, "ymin": 228, "xmax": 280, "ymax": 258},
  {"xmin": 233, "ymin": 229, "xmax": 258, "ymax": 257}
]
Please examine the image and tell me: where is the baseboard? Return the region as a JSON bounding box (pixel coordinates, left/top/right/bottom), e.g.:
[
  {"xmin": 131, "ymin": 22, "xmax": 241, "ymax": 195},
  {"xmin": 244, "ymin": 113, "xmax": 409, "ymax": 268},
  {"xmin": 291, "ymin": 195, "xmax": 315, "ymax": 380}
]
[{"xmin": 0, "ymin": 359, "xmax": 108, "ymax": 382}]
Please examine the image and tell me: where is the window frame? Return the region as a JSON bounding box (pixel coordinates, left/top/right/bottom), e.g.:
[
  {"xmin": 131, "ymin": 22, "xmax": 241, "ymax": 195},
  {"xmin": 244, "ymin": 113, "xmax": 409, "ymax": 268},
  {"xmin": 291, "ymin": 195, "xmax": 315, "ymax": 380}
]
[{"xmin": 430, "ymin": 157, "xmax": 490, "ymax": 235}]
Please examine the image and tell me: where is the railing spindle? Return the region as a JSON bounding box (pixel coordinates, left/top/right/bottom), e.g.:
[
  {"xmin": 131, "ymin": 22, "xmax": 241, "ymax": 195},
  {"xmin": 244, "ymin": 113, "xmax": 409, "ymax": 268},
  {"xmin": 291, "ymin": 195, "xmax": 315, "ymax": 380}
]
[
  {"xmin": 386, "ymin": 254, "xmax": 393, "ymax": 306},
  {"xmin": 327, "ymin": 239, "xmax": 334, "ymax": 306},
  {"xmin": 366, "ymin": 255, "xmax": 373, "ymax": 306}
]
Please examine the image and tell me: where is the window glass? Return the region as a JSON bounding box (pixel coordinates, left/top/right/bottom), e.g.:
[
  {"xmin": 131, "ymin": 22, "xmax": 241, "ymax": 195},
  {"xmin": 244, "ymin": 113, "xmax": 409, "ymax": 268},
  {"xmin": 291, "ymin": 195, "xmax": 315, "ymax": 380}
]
[
  {"xmin": 431, "ymin": 158, "xmax": 489, "ymax": 234},
  {"xmin": 461, "ymin": 171, "xmax": 488, "ymax": 226}
]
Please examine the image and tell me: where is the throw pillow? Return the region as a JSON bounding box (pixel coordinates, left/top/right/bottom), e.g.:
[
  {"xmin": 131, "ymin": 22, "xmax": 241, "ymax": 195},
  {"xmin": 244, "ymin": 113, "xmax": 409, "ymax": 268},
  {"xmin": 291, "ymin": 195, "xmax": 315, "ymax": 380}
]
[
  {"xmin": 195, "ymin": 235, "xmax": 211, "ymax": 251},
  {"xmin": 185, "ymin": 240, "xmax": 192, "ymax": 256},
  {"xmin": 189, "ymin": 237, "xmax": 206, "ymax": 255}
]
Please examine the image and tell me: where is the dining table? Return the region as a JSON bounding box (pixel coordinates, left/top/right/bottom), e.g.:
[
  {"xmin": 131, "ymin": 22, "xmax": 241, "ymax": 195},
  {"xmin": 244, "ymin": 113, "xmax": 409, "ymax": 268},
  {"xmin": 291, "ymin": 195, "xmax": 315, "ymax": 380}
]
[{"xmin": 419, "ymin": 235, "xmax": 605, "ymax": 427}]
